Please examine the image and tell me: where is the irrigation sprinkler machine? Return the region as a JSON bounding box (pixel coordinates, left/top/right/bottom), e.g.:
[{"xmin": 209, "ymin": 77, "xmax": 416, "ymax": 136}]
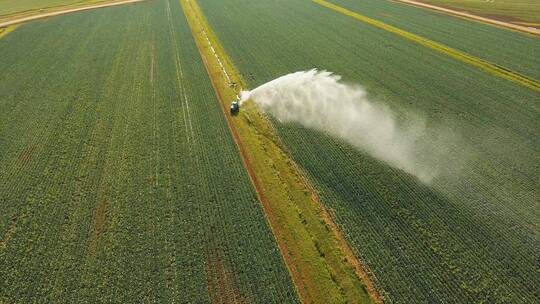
[
  {"xmin": 230, "ymin": 99, "xmax": 240, "ymax": 115},
  {"xmin": 230, "ymin": 90, "xmax": 244, "ymax": 115},
  {"xmin": 229, "ymin": 82, "xmax": 245, "ymax": 115}
]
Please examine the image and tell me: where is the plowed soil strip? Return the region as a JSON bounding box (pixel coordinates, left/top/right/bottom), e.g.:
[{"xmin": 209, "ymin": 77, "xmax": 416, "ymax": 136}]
[{"xmin": 313, "ymin": 0, "xmax": 540, "ymax": 93}]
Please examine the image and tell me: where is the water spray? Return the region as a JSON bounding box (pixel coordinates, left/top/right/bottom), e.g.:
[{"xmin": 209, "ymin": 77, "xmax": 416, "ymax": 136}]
[{"xmin": 239, "ymin": 69, "xmax": 452, "ymax": 183}]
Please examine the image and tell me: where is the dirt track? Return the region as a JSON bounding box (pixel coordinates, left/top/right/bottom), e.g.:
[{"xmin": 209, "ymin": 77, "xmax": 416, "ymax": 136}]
[
  {"xmin": 0, "ymin": 0, "xmax": 147, "ymax": 28},
  {"xmin": 394, "ymin": 0, "xmax": 540, "ymax": 35}
]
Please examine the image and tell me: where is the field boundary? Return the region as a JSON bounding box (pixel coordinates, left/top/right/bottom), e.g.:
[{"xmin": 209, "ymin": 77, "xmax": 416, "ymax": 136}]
[
  {"xmin": 181, "ymin": 0, "xmax": 382, "ymax": 302},
  {"xmin": 0, "ymin": 0, "xmax": 148, "ymax": 28},
  {"xmin": 313, "ymin": 0, "xmax": 540, "ymax": 93},
  {"xmin": 392, "ymin": 0, "xmax": 540, "ymax": 35}
]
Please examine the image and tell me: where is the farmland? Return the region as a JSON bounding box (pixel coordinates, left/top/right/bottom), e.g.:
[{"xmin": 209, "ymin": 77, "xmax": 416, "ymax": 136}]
[
  {"xmin": 327, "ymin": 0, "xmax": 540, "ymax": 79},
  {"xmin": 0, "ymin": 0, "xmax": 107, "ymax": 23},
  {"xmin": 197, "ymin": 0, "xmax": 540, "ymax": 302},
  {"xmin": 1, "ymin": 0, "xmax": 539, "ymax": 302},
  {"xmin": 0, "ymin": 0, "xmax": 299, "ymax": 302},
  {"xmin": 413, "ymin": 0, "xmax": 540, "ymax": 24},
  {"xmin": 0, "ymin": 0, "xmax": 97, "ymax": 15}
]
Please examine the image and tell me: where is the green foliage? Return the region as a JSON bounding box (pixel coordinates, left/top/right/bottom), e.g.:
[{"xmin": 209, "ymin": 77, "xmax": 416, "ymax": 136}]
[
  {"xmin": 197, "ymin": 0, "xmax": 540, "ymax": 302},
  {"xmin": 0, "ymin": 0, "xmax": 299, "ymax": 302}
]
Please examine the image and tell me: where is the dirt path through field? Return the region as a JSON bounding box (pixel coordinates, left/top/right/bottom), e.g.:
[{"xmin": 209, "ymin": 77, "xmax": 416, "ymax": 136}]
[
  {"xmin": 0, "ymin": 0, "xmax": 147, "ymax": 28},
  {"xmin": 393, "ymin": 0, "xmax": 540, "ymax": 35}
]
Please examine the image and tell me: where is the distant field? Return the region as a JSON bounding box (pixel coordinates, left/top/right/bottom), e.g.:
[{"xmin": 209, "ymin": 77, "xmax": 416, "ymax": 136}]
[
  {"xmin": 198, "ymin": 0, "xmax": 540, "ymax": 302},
  {"xmin": 0, "ymin": 0, "xmax": 106, "ymax": 21},
  {"xmin": 329, "ymin": 0, "xmax": 540, "ymax": 81},
  {"xmin": 0, "ymin": 0, "xmax": 298, "ymax": 301},
  {"xmin": 416, "ymin": 0, "xmax": 540, "ymax": 24},
  {"xmin": 0, "ymin": 0, "xmax": 98, "ymax": 15}
]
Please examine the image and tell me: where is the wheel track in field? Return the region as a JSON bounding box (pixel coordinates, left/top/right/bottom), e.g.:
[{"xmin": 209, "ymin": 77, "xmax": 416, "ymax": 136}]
[{"xmin": 0, "ymin": 216, "xmax": 19, "ymax": 250}]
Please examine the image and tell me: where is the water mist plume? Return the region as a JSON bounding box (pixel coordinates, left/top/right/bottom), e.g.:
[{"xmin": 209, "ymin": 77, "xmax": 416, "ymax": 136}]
[{"xmin": 240, "ymin": 69, "xmax": 451, "ymax": 183}]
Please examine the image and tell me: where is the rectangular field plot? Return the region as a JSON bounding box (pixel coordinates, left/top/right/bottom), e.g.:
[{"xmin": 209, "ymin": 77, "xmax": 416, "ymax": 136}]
[
  {"xmin": 326, "ymin": 0, "xmax": 540, "ymax": 80},
  {"xmin": 0, "ymin": 0, "xmax": 298, "ymax": 302},
  {"xmin": 197, "ymin": 0, "xmax": 540, "ymax": 303},
  {"xmin": 0, "ymin": 0, "xmax": 104, "ymax": 22},
  {"xmin": 416, "ymin": 0, "xmax": 540, "ymax": 24}
]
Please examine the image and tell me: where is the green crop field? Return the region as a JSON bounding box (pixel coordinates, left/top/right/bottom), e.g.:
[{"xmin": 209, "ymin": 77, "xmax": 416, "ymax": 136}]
[
  {"xmin": 2, "ymin": 0, "xmax": 539, "ymax": 302},
  {"xmin": 327, "ymin": 0, "xmax": 540, "ymax": 80},
  {"xmin": 0, "ymin": 0, "xmax": 103, "ymax": 20},
  {"xmin": 197, "ymin": 0, "xmax": 539, "ymax": 302},
  {"xmin": 416, "ymin": 0, "xmax": 540, "ymax": 24},
  {"xmin": 0, "ymin": 0, "xmax": 298, "ymax": 302}
]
